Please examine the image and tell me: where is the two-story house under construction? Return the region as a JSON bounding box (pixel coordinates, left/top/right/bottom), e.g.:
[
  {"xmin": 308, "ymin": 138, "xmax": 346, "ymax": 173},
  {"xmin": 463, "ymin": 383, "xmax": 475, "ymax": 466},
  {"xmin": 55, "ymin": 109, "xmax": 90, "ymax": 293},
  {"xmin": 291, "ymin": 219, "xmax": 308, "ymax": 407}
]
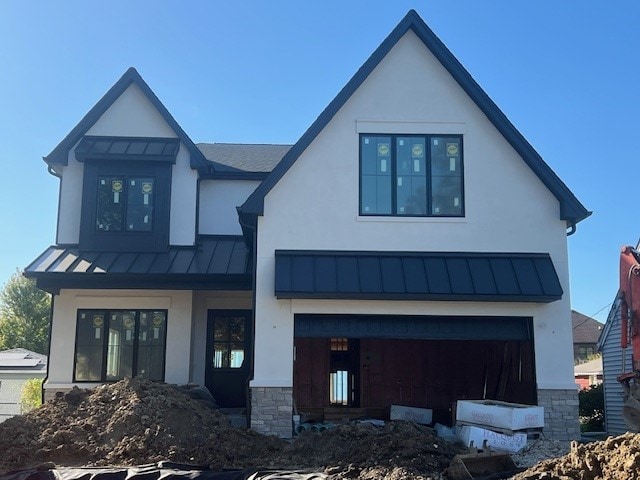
[{"xmin": 25, "ymin": 10, "xmax": 590, "ymax": 441}]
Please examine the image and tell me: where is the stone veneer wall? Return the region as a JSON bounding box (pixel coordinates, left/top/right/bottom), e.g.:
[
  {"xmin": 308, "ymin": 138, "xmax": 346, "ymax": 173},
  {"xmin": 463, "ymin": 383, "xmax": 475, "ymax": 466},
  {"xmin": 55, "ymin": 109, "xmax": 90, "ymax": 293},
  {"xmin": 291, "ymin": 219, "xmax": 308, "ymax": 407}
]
[
  {"xmin": 250, "ymin": 386, "xmax": 293, "ymax": 438},
  {"xmin": 537, "ymin": 388, "xmax": 580, "ymax": 441},
  {"xmin": 43, "ymin": 387, "xmax": 72, "ymax": 403}
]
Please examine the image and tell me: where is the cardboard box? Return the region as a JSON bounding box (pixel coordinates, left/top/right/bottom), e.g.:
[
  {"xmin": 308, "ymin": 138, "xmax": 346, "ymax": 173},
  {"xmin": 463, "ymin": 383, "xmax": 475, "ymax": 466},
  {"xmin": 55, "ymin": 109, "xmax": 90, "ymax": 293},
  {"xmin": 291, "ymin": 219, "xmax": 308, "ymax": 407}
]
[
  {"xmin": 456, "ymin": 400, "xmax": 544, "ymax": 430},
  {"xmin": 390, "ymin": 405, "xmax": 433, "ymax": 425},
  {"xmin": 457, "ymin": 425, "xmax": 527, "ymax": 453}
]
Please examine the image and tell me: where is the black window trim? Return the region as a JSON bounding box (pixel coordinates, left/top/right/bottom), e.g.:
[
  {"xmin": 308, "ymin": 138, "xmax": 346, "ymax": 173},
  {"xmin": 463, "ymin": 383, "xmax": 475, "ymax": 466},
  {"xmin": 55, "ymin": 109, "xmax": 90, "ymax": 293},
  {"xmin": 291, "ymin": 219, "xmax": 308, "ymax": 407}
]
[
  {"xmin": 80, "ymin": 160, "xmax": 172, "ymax": 252},
  {"xmin": 73, "ymin": 308, "xmax": 168, "ymax": 383},
  {"xmin": 209, "ymin": 313, "xmax": 249, "ymax": 371},
  {"xmin": 359, "ymin": 133, "xmax": 465, "ymax": 218},
  {"xmin": 95, "ymin": 174, "xmax": 157, "ymax": 234}
]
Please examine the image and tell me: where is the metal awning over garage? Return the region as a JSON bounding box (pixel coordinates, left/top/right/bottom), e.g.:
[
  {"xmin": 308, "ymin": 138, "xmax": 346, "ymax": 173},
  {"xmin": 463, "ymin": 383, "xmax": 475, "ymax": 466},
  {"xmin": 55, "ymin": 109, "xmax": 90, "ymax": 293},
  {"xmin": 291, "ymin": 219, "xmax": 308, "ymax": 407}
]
[{"xmin": 275, "ymin": 250, "xmax": 563, "ymax": 302}]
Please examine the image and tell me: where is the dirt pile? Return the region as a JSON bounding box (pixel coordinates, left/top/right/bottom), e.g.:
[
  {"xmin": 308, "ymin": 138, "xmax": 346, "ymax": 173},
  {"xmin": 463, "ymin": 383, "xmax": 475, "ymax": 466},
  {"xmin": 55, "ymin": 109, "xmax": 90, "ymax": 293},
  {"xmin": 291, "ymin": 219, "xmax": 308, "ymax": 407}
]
[
  {"xmin": 0, "ymin": 379, "xmax": 464, "ymax": 479},
  {"xmin": 512, "ymin": 433, "xmax": 640, "ymax": 480},
  {"xmin": 0, "ymin": 378, "xmax": 284, "ymax": 473}
]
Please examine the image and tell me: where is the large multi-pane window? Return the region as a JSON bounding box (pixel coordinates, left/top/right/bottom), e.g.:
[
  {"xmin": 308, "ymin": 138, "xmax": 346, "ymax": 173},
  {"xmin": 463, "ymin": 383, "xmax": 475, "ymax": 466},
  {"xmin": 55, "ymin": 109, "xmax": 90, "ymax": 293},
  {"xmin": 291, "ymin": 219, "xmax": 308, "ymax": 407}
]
[
  {"xmin": 360, "ymin": 134, "xmax": 463, "ymax": 216},
  {"xmin": 74, "ymin": 309, "xmax": 166, "ymax": 382}
]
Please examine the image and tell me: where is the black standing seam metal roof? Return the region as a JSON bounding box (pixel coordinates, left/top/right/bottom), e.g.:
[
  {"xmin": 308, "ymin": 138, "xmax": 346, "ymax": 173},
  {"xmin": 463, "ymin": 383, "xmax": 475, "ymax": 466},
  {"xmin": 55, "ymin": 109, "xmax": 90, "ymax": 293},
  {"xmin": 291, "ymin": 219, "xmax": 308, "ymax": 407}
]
[
  {"xmin": 240, "ymin": 9, "xmax": 590, "ymax": 227},
  {"xmin": 24, "ymin": 237, "xmax": 251, "ymax": 292},
  {"xmin": 75, "ymin": 136, "xmax": 180, "ymax": 163},
  {"xmin": 43, "ymin": 67, "xmax": 210, "ymax": 172},
  {"xmin": 274, "ymin": 251, "xmax": 563, "ymax": 303}
]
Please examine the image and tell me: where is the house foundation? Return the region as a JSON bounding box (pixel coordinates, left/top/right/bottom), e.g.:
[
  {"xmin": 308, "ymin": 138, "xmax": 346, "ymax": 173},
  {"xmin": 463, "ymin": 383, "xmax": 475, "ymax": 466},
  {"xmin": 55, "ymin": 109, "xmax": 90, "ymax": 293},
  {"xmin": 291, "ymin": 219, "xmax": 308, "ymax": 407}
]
[
  {"xmin": 537, "ymin": 388, "xmax": 580, "ymax": 441},
  {"xmin": 250, "ymin": 386, "xmax": 293, "ymax": 438}
]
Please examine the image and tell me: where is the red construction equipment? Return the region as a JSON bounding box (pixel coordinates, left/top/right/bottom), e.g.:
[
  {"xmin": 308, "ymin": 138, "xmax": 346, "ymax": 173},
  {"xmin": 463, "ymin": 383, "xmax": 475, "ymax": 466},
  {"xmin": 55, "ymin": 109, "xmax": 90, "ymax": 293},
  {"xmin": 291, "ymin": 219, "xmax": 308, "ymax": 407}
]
[{"xmin": 617, "ymin": 246, "xmax": 640, "ymax": 430}]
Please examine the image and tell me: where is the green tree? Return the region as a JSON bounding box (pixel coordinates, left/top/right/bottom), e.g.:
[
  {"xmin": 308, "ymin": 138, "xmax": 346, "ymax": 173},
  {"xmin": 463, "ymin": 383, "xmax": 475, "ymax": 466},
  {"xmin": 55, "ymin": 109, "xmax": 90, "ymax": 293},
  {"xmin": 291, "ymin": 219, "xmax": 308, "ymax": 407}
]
[
  {"xmin": 20, "ymin": 378, "xmax": 43, "ymax": 413},
  {"xmin": 0, "ymin": 271, "xmax": 50, "ymax": 354}
]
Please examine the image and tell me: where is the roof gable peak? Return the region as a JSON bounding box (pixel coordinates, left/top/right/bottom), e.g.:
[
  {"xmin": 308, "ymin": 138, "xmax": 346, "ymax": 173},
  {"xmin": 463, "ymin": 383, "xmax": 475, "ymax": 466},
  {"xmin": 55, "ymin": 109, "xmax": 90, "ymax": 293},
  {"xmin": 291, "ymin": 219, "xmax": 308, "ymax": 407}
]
[
  {"xmin": 44, "ymin": 67, "xmax": 209, "ymax": 171},
  {"xmin": 240, "ymin": 9, "xmax": 589, "ymax": 228}
]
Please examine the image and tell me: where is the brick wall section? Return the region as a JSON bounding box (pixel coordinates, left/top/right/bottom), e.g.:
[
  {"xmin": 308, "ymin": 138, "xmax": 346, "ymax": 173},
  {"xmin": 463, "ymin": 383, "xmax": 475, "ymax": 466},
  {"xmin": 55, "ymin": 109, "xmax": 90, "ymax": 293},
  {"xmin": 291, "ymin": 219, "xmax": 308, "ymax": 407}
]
[
  {"xmin": 537, "ymin": 388, "xmax": 580, "ymax": 441},
  {"xmin": 250, "ymin": 387, "xmax": 293, "ymax": 438}
]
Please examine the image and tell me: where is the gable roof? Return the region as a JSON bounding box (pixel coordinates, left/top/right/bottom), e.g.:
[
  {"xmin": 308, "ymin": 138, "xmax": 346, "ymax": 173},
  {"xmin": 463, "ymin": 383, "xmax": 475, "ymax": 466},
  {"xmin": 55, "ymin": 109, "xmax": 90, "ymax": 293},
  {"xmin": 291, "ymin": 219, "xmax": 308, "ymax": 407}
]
[
  {"xmin": 44, "ymin": 67, "xmax": 210, "ymax": 172},
  {"xmin": 240, "ymin": 9, "xmax": 590, "ymax": 228},
  {"xmin": 572, "ymin": 309, "xmax": 604, "ymax": 344}
]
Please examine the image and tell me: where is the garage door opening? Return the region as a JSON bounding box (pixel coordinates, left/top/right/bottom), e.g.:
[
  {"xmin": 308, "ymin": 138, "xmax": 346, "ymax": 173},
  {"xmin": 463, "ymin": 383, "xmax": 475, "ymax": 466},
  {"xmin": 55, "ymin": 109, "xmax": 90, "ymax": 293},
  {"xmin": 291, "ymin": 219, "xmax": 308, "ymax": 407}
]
[{"xmin": 293, "ymin": 314, "xmax": 536, "ymax": 425}]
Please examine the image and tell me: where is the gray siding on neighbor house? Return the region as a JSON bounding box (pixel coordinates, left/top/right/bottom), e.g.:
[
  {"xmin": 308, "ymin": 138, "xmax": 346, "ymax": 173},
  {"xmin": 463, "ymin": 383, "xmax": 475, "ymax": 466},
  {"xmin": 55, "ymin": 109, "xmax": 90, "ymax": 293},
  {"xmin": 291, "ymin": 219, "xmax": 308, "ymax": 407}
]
[
  {"xmin": 600, "ymin": 298, "xmax": 634, "ymax": 435},
  {"xmin": 0, "ymin": 375, "xmax": 29, "ymax": 421}
]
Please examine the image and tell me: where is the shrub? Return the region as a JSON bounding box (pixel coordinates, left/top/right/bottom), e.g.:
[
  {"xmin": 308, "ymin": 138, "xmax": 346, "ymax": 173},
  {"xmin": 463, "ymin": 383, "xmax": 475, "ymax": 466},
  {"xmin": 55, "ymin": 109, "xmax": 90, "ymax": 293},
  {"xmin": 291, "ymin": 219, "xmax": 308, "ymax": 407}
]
[
  {"xmin": 20, "ymin": 378, "xmax": 43, "ymax": 413},
  {"xmin": 579, "ymin": 383, "xmax": 605, "ymax": 432}
]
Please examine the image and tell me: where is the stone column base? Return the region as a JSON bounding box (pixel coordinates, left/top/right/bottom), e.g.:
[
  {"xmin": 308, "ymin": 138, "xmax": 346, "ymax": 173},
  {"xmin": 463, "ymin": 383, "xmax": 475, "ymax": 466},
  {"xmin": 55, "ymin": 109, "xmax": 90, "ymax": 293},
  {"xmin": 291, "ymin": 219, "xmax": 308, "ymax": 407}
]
[
  {"xmin": 250, "ymin": 386, "xmax": 293, "ymax": 438},
  {"xmin": 43, "ymin": 387, "xmax": 73, "ymax": 403},
  {"xmin": 537, "ymin": 388, "xmax": 580, "ymax": 441}
]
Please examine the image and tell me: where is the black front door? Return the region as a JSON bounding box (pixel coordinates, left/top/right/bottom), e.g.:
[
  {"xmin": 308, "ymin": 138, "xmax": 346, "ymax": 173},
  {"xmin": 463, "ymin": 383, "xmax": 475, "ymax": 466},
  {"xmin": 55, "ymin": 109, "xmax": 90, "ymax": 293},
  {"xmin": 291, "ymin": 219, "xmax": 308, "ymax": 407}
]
[{"xmin": 205, "ymin": 310, "xmax": 252, "ymax": 408}]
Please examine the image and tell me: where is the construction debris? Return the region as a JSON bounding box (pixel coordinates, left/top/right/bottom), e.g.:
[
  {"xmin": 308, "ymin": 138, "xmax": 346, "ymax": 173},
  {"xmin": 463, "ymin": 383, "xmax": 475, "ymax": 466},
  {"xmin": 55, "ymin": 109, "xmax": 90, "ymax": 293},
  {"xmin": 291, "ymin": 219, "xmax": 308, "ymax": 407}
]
[{"xmin": 12, "ymin": 379, "xmax": 640, "ymax": 479}]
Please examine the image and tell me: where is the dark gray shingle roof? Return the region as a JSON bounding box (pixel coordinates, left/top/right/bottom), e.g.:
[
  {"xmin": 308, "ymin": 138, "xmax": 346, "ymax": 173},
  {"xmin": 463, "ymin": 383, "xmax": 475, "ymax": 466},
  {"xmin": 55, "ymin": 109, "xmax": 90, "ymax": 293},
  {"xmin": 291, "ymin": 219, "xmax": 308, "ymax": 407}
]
[
  {"xmin": 197, "ymin": 143, "xmax": 291, "ymax": 173},
  {"xmin": 572, "ymin": 310, "xmax": 604, "ymax": 343}
]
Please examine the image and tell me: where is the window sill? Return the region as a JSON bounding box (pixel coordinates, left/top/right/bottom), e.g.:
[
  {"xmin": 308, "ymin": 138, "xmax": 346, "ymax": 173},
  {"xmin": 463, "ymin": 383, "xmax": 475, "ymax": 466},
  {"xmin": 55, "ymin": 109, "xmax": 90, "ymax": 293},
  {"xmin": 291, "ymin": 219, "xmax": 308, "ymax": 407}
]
[{"xmin": 356, "ymin": 215, "xmax": 467, "ymax": 224}]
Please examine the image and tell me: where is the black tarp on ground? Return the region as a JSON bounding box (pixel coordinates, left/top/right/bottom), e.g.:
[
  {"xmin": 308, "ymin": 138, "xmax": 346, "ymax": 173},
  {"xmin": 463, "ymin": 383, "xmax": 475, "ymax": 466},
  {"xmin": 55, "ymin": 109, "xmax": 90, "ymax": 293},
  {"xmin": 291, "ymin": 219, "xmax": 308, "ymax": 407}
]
[{"xmin": 0, "ymin": 463, "xmax": 326, "ymax": 480}]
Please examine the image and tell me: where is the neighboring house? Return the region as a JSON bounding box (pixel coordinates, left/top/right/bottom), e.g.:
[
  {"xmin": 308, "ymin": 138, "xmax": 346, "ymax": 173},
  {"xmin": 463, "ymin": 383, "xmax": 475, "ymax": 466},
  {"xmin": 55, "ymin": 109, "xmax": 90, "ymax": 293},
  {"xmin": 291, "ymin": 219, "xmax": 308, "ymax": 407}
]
[
  {"xmin": 598, "ymin": 294, "xmax": 633, "ymax": 434},
  {"xmin": 572, "ymin": 310, "xmax": 603, "ymax": 363},
  {"xmin": 0, "ymin": 349, "xmax": 47, "ymax": 422},
  {"xmin": 24, "ymin": 11, "xmax": 590, "ymax": 440},
  {"xmin": 574, "ymin": 357, "xmax": 603, "ymax": 390}
]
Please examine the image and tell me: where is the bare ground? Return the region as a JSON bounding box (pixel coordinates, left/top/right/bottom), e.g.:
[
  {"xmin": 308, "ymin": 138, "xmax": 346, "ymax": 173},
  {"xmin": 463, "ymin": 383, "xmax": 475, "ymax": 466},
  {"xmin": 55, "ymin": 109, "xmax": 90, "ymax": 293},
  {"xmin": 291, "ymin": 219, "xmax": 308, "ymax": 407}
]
[
  {"xmin": 5, "ymin": 378, "xmax": 639, "ymax": 479},
  {"xmin": 0, "ymin": 378, "xmax": 464, "ymax": 479}
]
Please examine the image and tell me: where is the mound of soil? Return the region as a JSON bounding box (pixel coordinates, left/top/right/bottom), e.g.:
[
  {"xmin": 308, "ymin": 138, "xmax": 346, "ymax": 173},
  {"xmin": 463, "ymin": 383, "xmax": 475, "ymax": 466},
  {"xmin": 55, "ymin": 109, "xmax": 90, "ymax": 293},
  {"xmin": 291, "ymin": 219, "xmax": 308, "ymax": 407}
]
[
  {"xmin": 513, "ymin": 433, "xmax": 640, "ymax": 480},
  {"xmin": 0, "ymin": 379, "xmax": 464, "ymax": 479}
]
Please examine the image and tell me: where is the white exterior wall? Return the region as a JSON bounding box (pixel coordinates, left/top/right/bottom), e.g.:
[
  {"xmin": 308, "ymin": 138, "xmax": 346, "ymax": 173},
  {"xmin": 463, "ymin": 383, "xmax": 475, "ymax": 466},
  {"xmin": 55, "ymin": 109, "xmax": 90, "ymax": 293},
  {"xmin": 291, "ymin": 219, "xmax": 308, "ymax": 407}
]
[
  {"xmin": 56, "ymin": 84, "xmax": 197, "ymax": 245},
  {"xmin": 252, "ymin": 31, "xmax": 575, "ymax": 392},
  {"xmin": 169, "ymin": 146, "xmax": 198, "ymax": 245},
  {"xmin": 46, "ymin": 289, "xmax": 193, "ymax": 390},
  {"xmin": 56, "ymin": 149, "xmax": 84, "ymax": 244},
  {"xmin": 199, "ymin": 180, "xmax": 261, "ymax": 235}
]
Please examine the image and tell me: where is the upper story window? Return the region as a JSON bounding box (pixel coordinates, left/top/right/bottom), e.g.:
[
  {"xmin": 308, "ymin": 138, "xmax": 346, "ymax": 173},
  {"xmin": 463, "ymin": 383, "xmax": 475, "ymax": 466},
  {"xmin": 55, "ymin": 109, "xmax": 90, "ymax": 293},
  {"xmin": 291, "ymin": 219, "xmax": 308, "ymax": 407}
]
[
  {"xmin": 76, "ymin": 136, "xmax": 178, "ymax": 252},
  {"xmin": 360, "ymin": 134, "xmax": 463, "ymax": 217},
  {"xmin": 96, "ymin": 176, "xmax": 155, "ymax": 232}
]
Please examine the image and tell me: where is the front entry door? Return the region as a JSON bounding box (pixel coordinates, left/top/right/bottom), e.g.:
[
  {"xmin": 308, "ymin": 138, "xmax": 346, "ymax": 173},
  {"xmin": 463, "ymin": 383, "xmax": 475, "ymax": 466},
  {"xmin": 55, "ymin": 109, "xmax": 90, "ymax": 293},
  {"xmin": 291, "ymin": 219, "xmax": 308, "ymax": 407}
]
[{"xmin": 205, "ymin": 310, "xmax": 252, "ymax": 408}]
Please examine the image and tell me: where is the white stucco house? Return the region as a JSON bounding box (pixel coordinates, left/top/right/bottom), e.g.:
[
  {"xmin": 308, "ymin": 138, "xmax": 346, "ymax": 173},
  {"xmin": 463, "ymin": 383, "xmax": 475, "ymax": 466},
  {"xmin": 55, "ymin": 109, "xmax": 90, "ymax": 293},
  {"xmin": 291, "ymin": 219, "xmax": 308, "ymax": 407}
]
[{"xmin": 25, "ymin": 10, "xmax": 590, "ymax": 440}]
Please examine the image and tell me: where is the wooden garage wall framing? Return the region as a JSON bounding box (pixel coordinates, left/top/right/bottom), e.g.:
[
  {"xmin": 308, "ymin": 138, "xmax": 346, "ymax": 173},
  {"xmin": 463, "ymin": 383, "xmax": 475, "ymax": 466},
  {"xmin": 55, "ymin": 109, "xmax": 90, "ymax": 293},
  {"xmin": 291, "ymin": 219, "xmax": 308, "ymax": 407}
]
[{"xmin": 293, "ymin": 315, "xmax": 536, "ymax": 423}]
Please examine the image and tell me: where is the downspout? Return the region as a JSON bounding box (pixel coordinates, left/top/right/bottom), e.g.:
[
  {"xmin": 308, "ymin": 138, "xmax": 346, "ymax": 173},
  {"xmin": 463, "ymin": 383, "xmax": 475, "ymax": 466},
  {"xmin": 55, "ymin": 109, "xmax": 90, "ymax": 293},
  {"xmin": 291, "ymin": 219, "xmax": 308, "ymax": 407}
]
[
  {"xmin": 566, "ymin": 221, "xmax": 576, "ymax": 236},
  {"xmin": 42, "ymin": 163, "xmax": 61, "ymax": 404},
  {"xmin": 238, "ymin": 210, "xmax": 258, "ymax": 429},
  {"xmin": 41, "ymin": 293, "xmax": 55, "ymax": 405}
]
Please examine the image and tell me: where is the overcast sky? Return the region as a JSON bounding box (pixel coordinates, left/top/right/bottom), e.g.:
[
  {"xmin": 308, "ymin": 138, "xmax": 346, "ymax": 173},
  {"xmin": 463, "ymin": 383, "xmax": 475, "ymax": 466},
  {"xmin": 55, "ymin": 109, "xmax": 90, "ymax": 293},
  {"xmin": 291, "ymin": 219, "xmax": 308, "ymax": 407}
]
[{"xmin": 1, "ymin": 1, "xmax": 638, "ymax": 322}]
